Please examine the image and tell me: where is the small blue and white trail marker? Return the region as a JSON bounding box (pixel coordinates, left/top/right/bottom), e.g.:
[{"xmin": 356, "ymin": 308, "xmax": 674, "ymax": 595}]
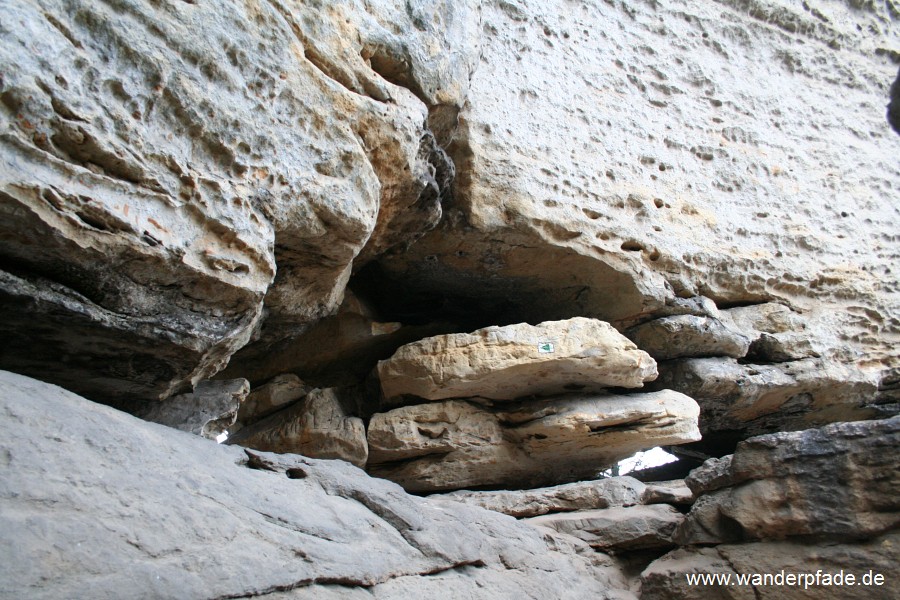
[{"xmin": 538, "ymin": 342, "xmax": 554, "ymax": 353}]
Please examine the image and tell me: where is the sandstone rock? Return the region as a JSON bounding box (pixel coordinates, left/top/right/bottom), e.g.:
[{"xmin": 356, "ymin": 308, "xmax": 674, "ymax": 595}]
[
  {"xmin": 642, "ymin": 480, "xmax": 694, "ymax": 507},
  {"xmin": 378, "ymin": 318, "xmax": 657, "ymax": 403},
  {"xmin": 642, "ymin": 531, "xmax": 900, "ymax": 600},
  {"xmin": 367, "ymin": 390, "xmax": 700, "ymax": 492},
  {"xmin": 649, "ymin": 357, "xmax": 883, "ymax": 455},
  {"xmin": 527, "ymin": 504, "xmax": 684, "ymax": 552},
  {"xmin": 677, "ymin": 417, "xmax": 900, "ymax": 545},
  {"xmin": 233, "ymin": 374, "xmax": 312, "ymax": 432},
  {"xmin": 222, "ymin": 290, "xmax": 455, "ymax": 389},
  {"xmin": 137, "ymin": 378, "xmax": 249, "ymax": 439},
  {"xmin": 0, "ymin": 370, "xmax": 634, "ymax": 600},
  {"xmin": 640, "ymin": 546, "xmax": 756, "ymax": 600},
  {"xmin": 433, "ymin": 477, "xmax": 647, "ymax": 518},
  {"xmin": 0, "ymin": 0, "xmax": 480, "ymax": 406},
  {"xmin": 684, "ymin": 455, "xmax": 735, "ymax": 496},
  {"xmin": 226, "ymin": 388, "xmax": 368, "ymax": 468},
  {"xmin": 626, "ymin": 315, "xmax": 751, "ymax": 360},
  {"xmin": 722, "ymin": 303, "xmax": 818, "ymax": 362},
  {"xmin": 359, "ymin": 0, "xmax": 900, "ymax": 436}
]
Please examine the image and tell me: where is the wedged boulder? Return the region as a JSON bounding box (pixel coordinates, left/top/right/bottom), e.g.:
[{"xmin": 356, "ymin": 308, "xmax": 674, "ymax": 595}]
[
  {"xmin": 367, "ymin": 390, "xmax": 700, "ymax": 492},
  {"xmin": 226, "ymin": 388, "xmax": 368, "ymax": 468},
  {"xmin": 676, "ymin": 417, "xmax": 900, "ymax": 545},
  {"xmin": 378, "ymin": 318, "xmax": 657, "ymax": 403},
  {"xmin": 527, "ymin": 504, "xmax": 684, "ymax": 552},
  {"xmin": 432, "ymin": 477, "xmax": 647, "ymax": 518},
  {"xmin": 626, "ymin": 315, "xmax": 750, "ymax": 361},
  {"xmin": 649, "ymin": 357, "xmax": 883, "ymax": 455},
  {"xmin": 232, "ymin": 374, "xmax": 312, "ymax": 432},
  {"xmin": 641, "ymin": 531, "xmax": 899, "ymax": 600},
  {"xmin": 0, "ymin": 370, "xmax": 631, "ymax": 600},
  {"xmin": 137, "ymin": 378, "xmax": 249, "ymax": 440}
]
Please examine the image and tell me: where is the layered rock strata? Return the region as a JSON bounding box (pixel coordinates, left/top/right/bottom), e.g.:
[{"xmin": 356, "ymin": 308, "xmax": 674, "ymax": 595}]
[
  {"xmin": 367, "ymin": 390, "xmax": 700, "ymax": 492},
  {"xmin": 640, "ymin": 416, "xmax": 900, "ymax": 599}
]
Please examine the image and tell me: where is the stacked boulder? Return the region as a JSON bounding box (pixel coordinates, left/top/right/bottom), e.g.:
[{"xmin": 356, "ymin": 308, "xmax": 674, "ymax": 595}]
[{"xmin": 367, "ymin": 317, "xmax": 701, "ymax": 492}]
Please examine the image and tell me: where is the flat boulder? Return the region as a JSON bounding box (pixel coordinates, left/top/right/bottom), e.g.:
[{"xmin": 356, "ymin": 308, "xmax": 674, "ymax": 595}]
[
  {"xmin": 367, "ymin": 389, "xmax": 700, "ymax": 492},
  {"xmin": 378, "ymin": 318, "xmax": 657, "ymax": 402}
]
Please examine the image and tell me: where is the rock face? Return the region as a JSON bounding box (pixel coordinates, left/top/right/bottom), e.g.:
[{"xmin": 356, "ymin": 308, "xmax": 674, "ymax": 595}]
[
  {"xmin": 367, "ymin": 390, "xmax": 700, "ymax": 492},
  {"xmin": 137, "ymin": 378, "xmax": 249, "ymax": 440},
  {"xmin": 677, "ymin": 417, "xmax": 900, "ymax": 544},
  {"xmin": 641, "ymin": 532, "xmax": 900, "ymax": 600},
  {"xmin": 528, "ymin": 504, "xmax": 684, "ymax": 552},
  {"xmin": 626, "ymin": 315, "xmax": 751, "ymax": 361},
  {"xmin": 378, "ymin": 318, "xmax": 657, "ymax": 402},
  {"xmin": 0, "ymin": 0, "xmax": 480, "ymax": 406},
  {"xmin": 226, "ymin": 388, "xmax": 368, "ymax": 468},
  {"xmin": 434, "ymin": 477, "xmax": 647, "ymax": 518},
  {"xmin": 650, "ymin": 357, "xmax": 883, "ymax": 455},
  {"xmin": 232, "ymin": 374, "xmax": 312, "ymax": 432},
  {"xmin": 0, "ymin": 370, "xmax": 635, "ymax": 600}
]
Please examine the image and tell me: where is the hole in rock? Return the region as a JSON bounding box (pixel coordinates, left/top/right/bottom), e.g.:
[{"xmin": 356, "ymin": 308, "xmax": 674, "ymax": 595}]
[{"xmin": 599, "ymin": 447, "xmax": 677, "ymax": 478}]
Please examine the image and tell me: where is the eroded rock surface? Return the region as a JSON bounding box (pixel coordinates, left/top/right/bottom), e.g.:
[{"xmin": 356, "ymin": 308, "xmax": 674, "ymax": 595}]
[
  {"xmin": 136, "ymin": 378, "xmax": 249, "ymax": 440},
  {"xmin": 676, "ymin": 417, "xmax": 900, "ymax": 545},
  {"xmin": 528, "ymin": 504, "xmax": 684, "ymax": 552},
  {"xmin": 433, "ymin": 477, "xmax": 647, "ymax": 518},
  {"xmin": 378, "ymin": 318, "xmax": 657, "ymax": 402},
  {"xmin": 226, "ymin": 387, "xmax": 368, "ymax": 468},
  {"xmin": 626, "ymin": 315, "xmax": 751, "ymax": 361},
  {"xmin": 0, "ymin": 370, "xmax": 634, "ymax": 600},
  {"xmin": 0, "ymin": 0, "xmax": 481, "ymax": 406},
  {"xmin": 367, "ymin": 390, "xmax": 700, "ymax": 492},
  {"xmin": 650, "ymin": 357, "xmax": 884, "ymax": 455}
]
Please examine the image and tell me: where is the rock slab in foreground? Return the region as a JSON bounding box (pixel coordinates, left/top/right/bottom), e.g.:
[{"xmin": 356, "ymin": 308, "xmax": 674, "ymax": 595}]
[
  {"xmin": 367, "ymin": 389, "xmax": 700, "ymax": 492},
  {"xmin": 0, "ymin": 370, "xmax": 633, "ymax": 600},
  {"xmin": 378, "ymin": 317, "xmax": 657, "ymax": 402}
]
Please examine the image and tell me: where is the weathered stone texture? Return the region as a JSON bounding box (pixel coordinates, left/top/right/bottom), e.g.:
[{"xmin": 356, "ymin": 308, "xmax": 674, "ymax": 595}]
[
  {"xmin": 677, "ymin": 417, "xmax": 900, "ymax": 545},
  {"xmin": 0, "ymin": 0, "xmax": 481, "ymax": 406},
  {"xmin": 226, "ymin": 387, "xmax": 368, "ymax": 468},
  {"xmin": 378, "ymin": 318, "xmax": 657, "ymax": 402},
  {"xmin": 0, "ymin": 370, "xmax": 632, "ymax": 600},
  {"xmin": 367, "ymin": 390, "xmax": 700, "ymax": 492}
]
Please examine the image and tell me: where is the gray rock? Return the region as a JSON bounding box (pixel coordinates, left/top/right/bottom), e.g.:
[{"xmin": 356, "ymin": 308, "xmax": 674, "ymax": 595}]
[
  {"xmin": 650, "ymin": 357, "xmax": 883, "ymax": 455},
  {"xmin": 526, "ymin": 504, "xmax": 684, "ymax": 552},
  {"xmin": 432, "ymin": 477, "xmax": 647, "ymax": 518},
  {"xmin": 137, "ymin": 378, "xmax": 249, "ymax": 439},
  {"xmin": 234, "ymin": 374, "xmax": 312, "ymax": 431},
  {"xmin": 684, "ymin": 455, "xmax": 735, "ymax": 496},
  {"xmin": 722, "ymin": 303, "xmax": 818, "ymax": 363},
  {"xmin": 626, "ymin": 315, "xmax": 750, "ymax": 361},
  {"xmin": 0, "ymin": 370, "xmax": 632, "ymax": 600},
  {"xmin": 226, "ymin": 387, "xmax": 368, "ymax": 468},
  {"xmin": 367, "ymin": 390, "xmax": 700, "ymax": 492},
  {"xmin": 642, "ymin": 531, "xmax": 900, "ymax": 600},
  {"xmin": 642, "ymin": 480, "xmax": 695, "ymax": 507},
  {"xmin": 677, "ymin": 417, "xmax": 900, "ymax": 544}
]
